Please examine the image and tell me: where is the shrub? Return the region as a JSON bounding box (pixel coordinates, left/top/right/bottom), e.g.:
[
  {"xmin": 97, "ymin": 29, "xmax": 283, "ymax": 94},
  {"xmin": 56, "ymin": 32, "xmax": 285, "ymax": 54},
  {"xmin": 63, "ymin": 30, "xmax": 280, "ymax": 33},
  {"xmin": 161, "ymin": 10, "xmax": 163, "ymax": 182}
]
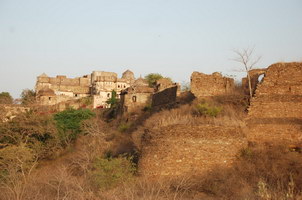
[
  {"xmin": 90, "ymin": 156, "xmax": 136, "ymax": 190},
  {"xmin": 142, "ymin": 104, "xmax": 152, "ymax": 112},
  {"xmin": 118, "ymin": 122, "xmax": 131, "ymax": 133},
  {"xmin": 195, "ymin": 102, "xmax": 222, "ymax": 117}
]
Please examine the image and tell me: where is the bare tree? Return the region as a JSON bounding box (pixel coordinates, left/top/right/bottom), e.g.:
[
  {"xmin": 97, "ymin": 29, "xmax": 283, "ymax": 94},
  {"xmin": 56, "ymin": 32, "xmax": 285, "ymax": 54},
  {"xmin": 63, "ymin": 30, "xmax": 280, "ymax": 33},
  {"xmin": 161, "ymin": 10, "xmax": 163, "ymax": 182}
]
[{"xmin": 233, "ymin": 47, "xmax": 261, "ymax": 98}]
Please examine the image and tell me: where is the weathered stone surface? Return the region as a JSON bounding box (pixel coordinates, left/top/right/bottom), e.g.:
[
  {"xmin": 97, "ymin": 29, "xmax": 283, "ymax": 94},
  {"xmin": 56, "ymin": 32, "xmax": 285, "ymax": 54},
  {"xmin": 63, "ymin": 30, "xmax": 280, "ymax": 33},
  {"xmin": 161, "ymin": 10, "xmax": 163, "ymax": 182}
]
[
  {"xmin": 247, "ymin": 62, "xmax": 302, "ymax": 143},
  {"xmin": 242, "ymin": 68, "xmax": 266, "ymax": 95},
  {"xmin": 139, "ymin": 124, "xmax": 246, "ymax": 178},
  {"xmin": 120, "ymin": 85, "xmax": 154, "ymax": 113},
  {"xmin": 35, "ymin": 70, "xmax": 135, "ymax": 108},
  {"xmin": 152, "ymin": 86, "xmax": 177, "ymax": 107},
  {"xmin": 190, "ymin": 72, "xmax": 234, "ymax": 98}
]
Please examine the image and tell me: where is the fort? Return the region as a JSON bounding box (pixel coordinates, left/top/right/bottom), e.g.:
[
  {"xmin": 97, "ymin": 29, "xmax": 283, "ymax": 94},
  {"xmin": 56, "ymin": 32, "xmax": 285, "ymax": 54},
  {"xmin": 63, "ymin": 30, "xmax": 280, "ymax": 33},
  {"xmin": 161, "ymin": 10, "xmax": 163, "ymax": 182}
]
[
  {"xmin": 35, "ymin": 70, "xmax": 135, "ymax": 109},
  {"xmin": 33, "ymin": 63, "xmax": 302, "ymax": 179},
  {"xmin": 35, "ymin": 70, "xmax": 180, "ymax": 112}
]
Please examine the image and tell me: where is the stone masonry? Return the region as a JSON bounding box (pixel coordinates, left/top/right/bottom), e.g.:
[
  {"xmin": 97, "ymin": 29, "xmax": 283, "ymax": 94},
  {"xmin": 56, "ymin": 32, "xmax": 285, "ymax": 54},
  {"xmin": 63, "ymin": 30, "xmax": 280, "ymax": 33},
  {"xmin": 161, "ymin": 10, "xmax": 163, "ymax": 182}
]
[
  {"xmin": 191, "ymin": 72, "xmax": 234, "ymax": 98},
  {"xmin": 247, "ymin": 62, "xmax": 302, "ymax": 144},
  {"xmin": 35, "ymin": 70, "xmax": 135, "ymax": 108},
  {"xmin": 242, "ymin": 68, "xmax": 267, "ymax": 96},
  {"xmin": 151, "ymin": 86, "xmax": 177, "ymax": 107},
  {"xmin": 139, "ymin": 124, "xmax": 246, "ymax": 178}
]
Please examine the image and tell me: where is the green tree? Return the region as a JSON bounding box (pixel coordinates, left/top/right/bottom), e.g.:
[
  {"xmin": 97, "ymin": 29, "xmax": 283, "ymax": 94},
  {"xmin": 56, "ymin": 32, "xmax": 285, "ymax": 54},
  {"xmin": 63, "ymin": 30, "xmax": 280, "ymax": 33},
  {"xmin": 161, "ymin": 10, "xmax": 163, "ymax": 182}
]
[
  {"xmin": 90, "ymin": 156, "xmax": 136, "ymax": 190},
  {"xmin": 20, "ymin": 89, "xmax": 36, "ymax": 105},
  {"xmin": 106, "ymin": 90, "xmax": 118, "ymax": 107},
  {"xmin": 0, "ymin": 92, "xmax": 13, "ymax": 104},
  {"xmin": 144, "ymin": 73, "xmax": 163, "ymax": 87},
  {"xmin": 54, "ymin": 108, "xmax": 95, "ymax": 145}
]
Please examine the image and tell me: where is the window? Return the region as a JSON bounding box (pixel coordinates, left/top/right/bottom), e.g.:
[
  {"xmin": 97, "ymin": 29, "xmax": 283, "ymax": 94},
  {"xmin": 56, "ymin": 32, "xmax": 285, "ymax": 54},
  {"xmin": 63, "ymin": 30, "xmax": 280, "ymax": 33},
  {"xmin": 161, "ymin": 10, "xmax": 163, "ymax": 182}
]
[
  {"xmin": 118, "ymin": 85, "xmax": 120, "ymax": 88},
  {"xmin": 132, "ymin": 96, "xmax": 137, "ymax": 102},
  {"xmin": 49, "ymin": 97, "xmax": 51, "ymax": 100},
  {"xmin": 107, "ymin": 93, "xmax": 110, "ymax": 97},
  {"xmin": 124, "ymin": 85, "xmax": 126, "ymax": 88},
  {"xmin": 75, "ymin": 94, "xmax": 78, "ymax": 97}
]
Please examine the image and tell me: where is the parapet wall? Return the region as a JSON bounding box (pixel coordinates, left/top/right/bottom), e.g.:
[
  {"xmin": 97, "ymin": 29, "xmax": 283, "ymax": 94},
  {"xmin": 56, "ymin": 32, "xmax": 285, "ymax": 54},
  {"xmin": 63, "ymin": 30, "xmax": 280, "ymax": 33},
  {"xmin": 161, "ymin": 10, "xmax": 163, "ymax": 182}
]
[
  {"xmin": 191, "ymin": 72, "xmax": 234, "ymax": 98},
  {"xmin": 36, "ymin": 75, "xmax": 90, "ymax": 94},
  {"xmin": 151, "ymin": 86, "xmax": 177, "ymax": 107},
  {"xmin": 247, "ymin": 62, "xmax": 302, "ymax": 143}
]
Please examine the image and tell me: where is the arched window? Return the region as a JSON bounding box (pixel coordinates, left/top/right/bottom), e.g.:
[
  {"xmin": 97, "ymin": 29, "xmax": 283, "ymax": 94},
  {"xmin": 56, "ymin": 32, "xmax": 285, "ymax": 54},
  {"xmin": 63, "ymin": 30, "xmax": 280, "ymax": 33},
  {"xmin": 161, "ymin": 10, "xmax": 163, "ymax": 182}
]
[
  {"xmin": 107, "ymin": 93, "xmax": 110, "ymax": 97},
  {"xmin": 132, "ymin": 96, "xmax": 137, "ymax": 102}
]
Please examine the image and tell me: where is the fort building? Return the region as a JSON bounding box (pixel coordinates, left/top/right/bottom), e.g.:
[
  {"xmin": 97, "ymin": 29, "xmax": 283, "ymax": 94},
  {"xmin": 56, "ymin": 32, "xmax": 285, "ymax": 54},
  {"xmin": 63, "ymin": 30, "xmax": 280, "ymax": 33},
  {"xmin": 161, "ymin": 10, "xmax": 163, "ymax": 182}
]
[{"xmin": 35, "ymin": 70, "xmax": 135, "ymax": 108}]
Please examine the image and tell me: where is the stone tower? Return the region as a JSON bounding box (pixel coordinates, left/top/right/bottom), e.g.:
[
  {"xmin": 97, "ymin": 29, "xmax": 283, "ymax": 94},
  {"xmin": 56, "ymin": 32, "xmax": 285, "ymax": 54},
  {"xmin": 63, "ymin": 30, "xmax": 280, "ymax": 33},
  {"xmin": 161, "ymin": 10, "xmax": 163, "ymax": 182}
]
[{"xmin": 122, "ymin": 70, "xmax": 135, "ymax": 84}]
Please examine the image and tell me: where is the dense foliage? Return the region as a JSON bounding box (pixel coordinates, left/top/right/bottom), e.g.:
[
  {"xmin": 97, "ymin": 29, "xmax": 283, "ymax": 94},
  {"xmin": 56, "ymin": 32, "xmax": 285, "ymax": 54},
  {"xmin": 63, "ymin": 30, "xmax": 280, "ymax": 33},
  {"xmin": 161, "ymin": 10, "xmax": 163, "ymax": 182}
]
[
  {"xmin": 54, "ymin": 108, "xmax": 95, "ymax": 145},
  {"xmin": 144, "ymin": 73, "xmax": 163, "ymax": 87},
  {"xmin": 90, "ymin": 156, "xmax": 136, "ymax": 190}
]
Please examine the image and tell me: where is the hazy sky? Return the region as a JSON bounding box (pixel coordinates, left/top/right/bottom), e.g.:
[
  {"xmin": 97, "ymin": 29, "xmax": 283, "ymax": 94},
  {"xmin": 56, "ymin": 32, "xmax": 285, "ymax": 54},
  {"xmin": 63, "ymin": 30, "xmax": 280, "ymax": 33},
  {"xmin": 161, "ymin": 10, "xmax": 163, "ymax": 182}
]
[{"xmin": 1, "ymin": 0, "xmax": 302, "ymax": 97}]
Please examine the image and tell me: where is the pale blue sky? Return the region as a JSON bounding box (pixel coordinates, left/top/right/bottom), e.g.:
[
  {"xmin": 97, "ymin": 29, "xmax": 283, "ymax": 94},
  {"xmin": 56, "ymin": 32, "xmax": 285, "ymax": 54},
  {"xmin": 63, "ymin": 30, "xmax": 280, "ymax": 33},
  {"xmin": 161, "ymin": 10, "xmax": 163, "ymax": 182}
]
[{"xmin": 1, "ymin": 0, "xmax": 302, "ymax": 97}]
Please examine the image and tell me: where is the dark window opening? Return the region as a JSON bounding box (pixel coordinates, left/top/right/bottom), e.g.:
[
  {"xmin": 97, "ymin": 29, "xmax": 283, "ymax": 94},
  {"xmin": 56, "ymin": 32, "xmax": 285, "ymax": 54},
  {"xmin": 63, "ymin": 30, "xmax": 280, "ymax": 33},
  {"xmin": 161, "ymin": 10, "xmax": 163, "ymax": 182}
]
[
  {"xmin": 132, "ymin": 96, "xmax": 137, "ymax": 102},
  {"xmin": 107, "ymin": 93, "xmax": 110, "ymax": 97},
  {"xmin": 49, "ymin": 97, "xmax": 51, "ymax": 100}
]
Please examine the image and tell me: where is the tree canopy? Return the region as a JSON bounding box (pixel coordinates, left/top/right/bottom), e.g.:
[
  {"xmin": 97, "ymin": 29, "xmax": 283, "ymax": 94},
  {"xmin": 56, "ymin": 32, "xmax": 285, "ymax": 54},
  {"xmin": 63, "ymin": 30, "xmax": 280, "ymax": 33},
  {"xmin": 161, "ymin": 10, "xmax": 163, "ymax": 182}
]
[
  {"xmin": 144, "ymin": 73, "xmax": 163, "ymax": 87},
  {"xmin": 20, "ymin": 89, "xmax": 36, "ymax": 105},
  {"xmin": 0, "ymin": 92, "xmax": 13, "ymax": 104}
]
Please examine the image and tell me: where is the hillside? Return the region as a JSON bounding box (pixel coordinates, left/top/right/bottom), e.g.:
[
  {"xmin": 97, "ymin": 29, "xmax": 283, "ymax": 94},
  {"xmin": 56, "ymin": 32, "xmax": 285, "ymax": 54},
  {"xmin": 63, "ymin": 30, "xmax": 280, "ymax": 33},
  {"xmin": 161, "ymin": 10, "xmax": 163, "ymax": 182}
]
[{"xmin": 0, "ymin": 62, "xmax": 301, "ymax": 200}]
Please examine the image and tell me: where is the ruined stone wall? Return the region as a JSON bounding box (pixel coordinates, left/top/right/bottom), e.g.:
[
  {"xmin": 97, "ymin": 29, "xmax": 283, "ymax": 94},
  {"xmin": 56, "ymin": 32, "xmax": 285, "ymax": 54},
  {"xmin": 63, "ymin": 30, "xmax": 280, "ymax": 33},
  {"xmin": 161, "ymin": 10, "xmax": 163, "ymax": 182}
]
[
  {"xmin": 120, "ymin": 86, "xmax": 153, "ymax": 113},
  {"xmin": 190, "ymin": 72, "xmax": 234, "ymax": 98},
  {"xmin": 138, "ymin": 124, "xmax": 246, "ymax": 178},
  {"xmin": 247, "ymin": 62, "xmax": 302, "ymax": 144},
  {"xmin": 151, "ymin": 86, "xmax": 177, "ymax": 107},
  {"xmin": 242, "ymin": 68, "xmax": 267, "ymax": 95}
]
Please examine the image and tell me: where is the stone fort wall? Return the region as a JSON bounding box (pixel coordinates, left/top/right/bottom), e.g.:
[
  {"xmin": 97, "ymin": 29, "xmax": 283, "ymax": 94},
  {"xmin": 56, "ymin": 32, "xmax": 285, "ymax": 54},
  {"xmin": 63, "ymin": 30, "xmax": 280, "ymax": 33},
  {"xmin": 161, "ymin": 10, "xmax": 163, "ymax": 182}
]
[
  {"xmin": 247, "ymin": 62, "xmax": 302, "ymax": 144},
  {"xmin": 191, "ymin": 72, "xmax": 234, "ymax": 98},
  {"xmin": 138, "ymin": 124, "xmax": 246, "ymax": 178},
  {"xmin": 36, "ymin": 75, "xmax": 90, "ymax": 95},
  {"xmin": 151, "ymin": 86, "xmax": 177, "ymax": 107}
]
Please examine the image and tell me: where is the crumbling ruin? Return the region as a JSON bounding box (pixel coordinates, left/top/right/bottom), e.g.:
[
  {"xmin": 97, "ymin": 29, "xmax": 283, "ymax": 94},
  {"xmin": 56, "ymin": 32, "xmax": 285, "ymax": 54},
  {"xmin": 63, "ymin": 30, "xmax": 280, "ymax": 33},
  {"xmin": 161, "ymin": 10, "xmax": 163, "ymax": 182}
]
[
  {"xmin": 247, "ymin": 62, "xmax": 302, "ymax": 144},
  {"xmin": 242, "ymin": 68, "xmax": 267, "ymax": 96},
  {"xmin": 190, "ymin": 71, "xmax": 234, "ymax": 98},
  {"xmin": 120, "ymin": 78, "xmax": 154, "ymax": 113}
]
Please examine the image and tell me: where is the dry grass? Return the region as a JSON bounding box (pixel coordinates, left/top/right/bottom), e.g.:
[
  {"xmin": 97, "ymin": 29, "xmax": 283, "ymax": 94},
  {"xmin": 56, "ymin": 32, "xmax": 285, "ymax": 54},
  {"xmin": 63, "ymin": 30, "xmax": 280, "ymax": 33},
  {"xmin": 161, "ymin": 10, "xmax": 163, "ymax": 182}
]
[
  {"xmin": 143, "ymin": 98, "xmax": 246, "ymax": 130},
  {"xmin": 101, "ymin": 177, "xmax": 193, "ymax": 200},
  {"xmin": 197, "ymin": 143, "xmax": 302, "ymax": 200}
]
